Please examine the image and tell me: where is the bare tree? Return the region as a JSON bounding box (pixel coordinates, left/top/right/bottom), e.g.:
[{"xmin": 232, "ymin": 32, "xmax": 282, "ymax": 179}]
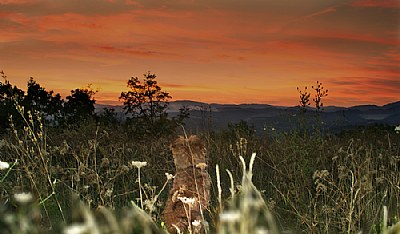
[
  {"xmin": 312, "ymin": 81, "xmax": 328, "ymax": 113},
  {"xmin": 297, "ymin": 86, "xmax": 311, "ymax": 112}
]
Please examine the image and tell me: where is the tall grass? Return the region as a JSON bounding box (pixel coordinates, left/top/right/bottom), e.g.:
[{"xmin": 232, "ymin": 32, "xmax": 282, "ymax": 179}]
[{"xmin": 0, "ymin": 103, "xmax": 399, "ymax": 233}]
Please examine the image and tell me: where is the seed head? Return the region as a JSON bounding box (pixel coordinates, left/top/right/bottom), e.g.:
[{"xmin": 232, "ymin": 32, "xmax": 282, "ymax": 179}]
[
  {"xmin": 177, "ymin": 196, "xmax": 195, "ymax": 205},
  {"xmin": 131, "ymin": 161, "xmax": 147, "ymax": 169},
  {"xmin": 0, "ymin": 161, "xmax": 9, "ymax": 170},
  {"xmin": 14, "ymin": 192, "xmax": 33, "ymax": 203}
]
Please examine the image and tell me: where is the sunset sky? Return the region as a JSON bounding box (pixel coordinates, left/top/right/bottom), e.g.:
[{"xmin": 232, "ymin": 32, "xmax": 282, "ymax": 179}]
[{"xmin": 1, "ymin": 0, "xmax": 399, "ymax": 107}]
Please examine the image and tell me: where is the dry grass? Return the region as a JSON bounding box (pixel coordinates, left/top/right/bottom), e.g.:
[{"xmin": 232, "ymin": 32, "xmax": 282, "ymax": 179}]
[{"xmin": 0, "ymin": 103, "xmax": 399, "ymax": 233}]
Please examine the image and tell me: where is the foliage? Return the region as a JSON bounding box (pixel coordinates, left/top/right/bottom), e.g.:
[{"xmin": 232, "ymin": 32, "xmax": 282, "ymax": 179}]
[
  {"xmin": 0, "ymin": 71, "xmax": 25, "ymax": 130},
  {"xmin": 297, "ymin": 81, "xmax": 328, "ymax": 113},
  {"xmin": 23, "ymin": 78, "xmax": 64, "ymax": 125},
  {"xmin": 0, "ymin": 70, "xmax": 98, "ymax": 131},
  {"xmin": 227, "ymin": 120, "xmax": 256, "ymax": 141},
  {"xmin": 297, "ymin": 86, "xmax": 311, "ymax": 113},
  {"xmin": 64, "ymin": 85, "xmax": 97, "ymax": 124},
  {"xmin": 23, "ymin": 78, "xmax": 63, "ymax": 114},
  {"xmin": 98, "ymin": 107, "xmax": 119, "ymax": 126},
  {"xmin": 1, "ymin": 102, "xmax": 400, "ymax": 233},
  {"xmin": 1, "ymin": 70, "xmax": 399, "ymax": 233},
  {"xmin": 120, "ymin": 72, "xmax": 188, "ymax": 139},
  {"xmin": 312, "ymin": 81, "xmax": 328, "ymax": 112},
  {"xmin": 120, "ymin": 72, "xmax": 171, "ymax": 122}
]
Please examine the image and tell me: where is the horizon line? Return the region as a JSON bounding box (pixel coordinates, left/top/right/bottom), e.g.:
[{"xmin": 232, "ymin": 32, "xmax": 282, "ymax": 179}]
[{"xmin": 95, "ymin": 99, "xmax": 400, "ymax": 109}]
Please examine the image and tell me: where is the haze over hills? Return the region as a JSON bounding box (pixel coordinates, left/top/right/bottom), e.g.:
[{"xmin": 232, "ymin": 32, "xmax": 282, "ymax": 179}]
[{"xmin": 96, "ymin": 100, "xmax": 400, "ymax": 133}]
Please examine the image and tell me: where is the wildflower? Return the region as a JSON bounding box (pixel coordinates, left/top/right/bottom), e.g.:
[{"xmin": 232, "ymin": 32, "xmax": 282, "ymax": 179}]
[
  {"xmin": 143, "ymin": 199, "xmax": 155, "ymax": 212},
  {"xmin": 255, "ymin": 227, "xmax": 269, "ymax": 234},
  {"xmin": 0, "ymin": 161, "xmax": 9, "ymax": 170},
  {"xmin": 165, "ymin": 172, "xmax": 175, "ymax": 180},
  {"xmin": 395, "ymin": 125, "xmax": 400, "ymax": 134},
  {"xmin": 312, "ymin": 169, "xmax": 329, "ymax": 180},
  {"xmin": 177, "ymin": 196, "xmax": 195, "ymax": 205},
  {"xmin": 14, "ymin": 192, "xmax": 33, "ymax": 203},
  {"xmin": 63, "ymin": 224, "xmax": 89, "ymax": 234},
  {"xmin": 131, "ymin": 161, "xmax": 147, "ymax": 169},
  {"xmin": 105, "ymin": 188, "xmax": 113, "ymax": 197},
  {"xmin": 196, "ymin": 163, "xmax": 207, "ymax": 170},
  {"xmin": 192, "ymin": 220, "xmax": 201, "ymax": 227},
  {"xmin": 219, "ymin": 210, "xmax": 241, "ymax": 222}
]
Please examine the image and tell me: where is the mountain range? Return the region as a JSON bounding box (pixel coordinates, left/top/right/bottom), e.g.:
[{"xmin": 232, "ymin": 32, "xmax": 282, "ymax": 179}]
[{"xmin": 96, "ymin": 100, "xmax": 400, "ymax": 133}]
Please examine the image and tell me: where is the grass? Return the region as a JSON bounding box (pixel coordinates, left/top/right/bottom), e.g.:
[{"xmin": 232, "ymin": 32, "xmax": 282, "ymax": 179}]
[{"xmin": 0, "ymin": 105, "xmax": 400, "ymax": 233}]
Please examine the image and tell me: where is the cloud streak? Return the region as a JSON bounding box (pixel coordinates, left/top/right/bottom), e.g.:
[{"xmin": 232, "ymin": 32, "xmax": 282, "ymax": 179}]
[
  {"xmin": 351, "ymin": 0, "xmax": 400, "ymax": 8},
  {"xmin": 0, "ymin": 0, "xmax": 399, "ymax": 107}
]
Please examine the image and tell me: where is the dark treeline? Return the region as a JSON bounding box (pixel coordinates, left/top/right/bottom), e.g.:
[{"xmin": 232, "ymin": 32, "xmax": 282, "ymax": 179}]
[
  {"xmin": 0, "ymin": 70, "xmax": 188, "ymax": 139},
  {"xmin": 1, "ymin": 70, "xmax": 400, "ymax": 233}
]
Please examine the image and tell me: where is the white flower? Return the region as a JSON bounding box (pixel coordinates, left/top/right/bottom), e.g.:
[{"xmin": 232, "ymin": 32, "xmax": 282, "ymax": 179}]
[
  {"xmin": 255, "ymin": 227, "xmax": 269, "ymax": 234},
  {"xmin": 63, "ymin": 224, "xmax": 89, "ymax": 234},
  {"xmin": 177, "ymin": 196, "xmax": 195, "ymax": 205},
  {"xmin": 0, "ymin": 161, "xmax": 9, "ymax": 170},
  {"xmin": 131, "ymin": 161, "xmax": 147, "ymax": 168},
  {"xmin": 105, "ymin": 188, "xmax": 113, "ymax": 197},
  {"xmin": 219, "ymin": 210, "xmax": 241, "ymax": 222},
  {"xmin": 395, "ymin": 125, "xmax": 400, "ymax": 134},
  {"xmin": 165, "ymin": 173, "xmax": 175, "ymax": 180},
  {"xmin": 14, "ymin": 192, "xmax": 33, "ymax": 203},
  {"xmin": 192, "ymin": 220, "xmax": 201, "ymax": 227},
  {"xmin": 196, "ymin": 163, "xmax": 207, "ymax": 170}
]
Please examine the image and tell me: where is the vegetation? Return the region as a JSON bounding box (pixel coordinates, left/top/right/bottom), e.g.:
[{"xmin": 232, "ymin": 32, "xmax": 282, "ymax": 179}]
[
  {"xmin": 119, "ymin": 72, "xmax": 188, "ymax": 139},
  {"xmin": 0, "ymin": 70, "xmax": 399, "ymax": 233},
  {"xmin": 297, "ymin": 80, "xmax": 328, "ymax": 113}
]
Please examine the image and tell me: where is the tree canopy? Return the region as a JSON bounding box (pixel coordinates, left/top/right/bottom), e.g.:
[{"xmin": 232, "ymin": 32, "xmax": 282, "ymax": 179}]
[
  {"xmin": 120, "ymin": 72, "xmax": 188, "ymax": 138},
  {"xmin": 0, "ymin": 71, "xmax": 98, "ymax": 130},
  {"xmin": 120, "ymin": 72, "xmax": 171, "ymax": 124}
]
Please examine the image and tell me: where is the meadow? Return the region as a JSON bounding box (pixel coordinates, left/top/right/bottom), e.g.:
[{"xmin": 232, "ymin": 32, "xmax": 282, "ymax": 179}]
[{"xmin": 0, "ymin": 105, "xmax": 399, "ymax": 234}]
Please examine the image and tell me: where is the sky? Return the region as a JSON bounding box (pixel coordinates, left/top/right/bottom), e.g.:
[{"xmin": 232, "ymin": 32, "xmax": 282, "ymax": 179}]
[{"xmin": 0, "ymin": 0, "xmax": 399, "ymax": 107}]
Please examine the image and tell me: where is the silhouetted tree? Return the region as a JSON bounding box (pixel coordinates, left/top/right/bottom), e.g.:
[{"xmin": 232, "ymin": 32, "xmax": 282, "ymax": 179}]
[
  {"xmin": 297, "ymin": 81, "xmax": 329, "ymax": 113},
  {"xmin": 227, "ymin": 120, "xmax": 256, "ymax": 141},
  {"xmin": 119, "ymin": 72, "xmax": 187, "ymax": 138},
  {"xmin": 23, "ymin": 78, "xmax": 64, "ymax": 125},
  {"xmin": 0, "ymin": 70, "xmax": 25, "ymax": 130},
  {"xmin": 64, "ymin": 85, "xmax": 97, "ymax": 124},
  {"xmin": 297, "ymin": 86, "xmax": 311, "ymax": 113},
  {"xmin": 312, "ymin": 81, "xmax": 328, "ymax": 112},
  {"xmin": 98, "ymin": 107, "xmax": 118, "ymax": 126},
  {"xmin": 120, "ymin": 72, "xmax": 171, "ymax": 123}
]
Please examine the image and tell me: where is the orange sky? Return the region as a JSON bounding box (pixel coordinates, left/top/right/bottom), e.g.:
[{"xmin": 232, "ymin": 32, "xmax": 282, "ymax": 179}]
[{"xmin": 1, "ymin": 0, "xmax": 399, "ymax": 107}]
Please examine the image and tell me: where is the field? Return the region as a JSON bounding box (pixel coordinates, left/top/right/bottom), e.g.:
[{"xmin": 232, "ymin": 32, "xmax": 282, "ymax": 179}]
[{"xmin": 1, "ymin": 108, "xmax": 400, "ymax": 234}]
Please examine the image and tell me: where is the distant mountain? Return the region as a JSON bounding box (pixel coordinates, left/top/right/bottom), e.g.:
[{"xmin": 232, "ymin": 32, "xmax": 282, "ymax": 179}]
[
  {"xmin": 383, "ymin": 101, "xmax": 400, "ymax": 111},
  {"xmin": 95, "ymin": 100, "xmax": 400, "ymax": 133},
  {"xmin": 349, "ymin": 104, "xmax": 380, "ymax": 111}
]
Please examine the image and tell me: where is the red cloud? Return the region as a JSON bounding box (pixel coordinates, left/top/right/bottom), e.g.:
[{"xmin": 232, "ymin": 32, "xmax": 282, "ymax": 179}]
[
  {"xmin": 0, "ymin": 0, "xmax": 38, "ymax": 4},
  {"xmin": 352, "ymin": 0, "xmax": 400, "ymax": 8}
]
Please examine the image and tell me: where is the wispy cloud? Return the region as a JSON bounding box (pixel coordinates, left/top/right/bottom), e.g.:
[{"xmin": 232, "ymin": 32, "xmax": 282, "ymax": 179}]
[
  {"xmin": 1, "ymin": 0, "xmax": 399, "ymax": 106},
  {"xmin": 352, "ymin": 0, "xmax": 400, "ymax": 8},
  {"xmin": 95, "ymin": 45, "xmax": 167, "ymax": 57},
  {"xmin": 303, "ymin": 6, "xmax": 337, "ymax": 20}
]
